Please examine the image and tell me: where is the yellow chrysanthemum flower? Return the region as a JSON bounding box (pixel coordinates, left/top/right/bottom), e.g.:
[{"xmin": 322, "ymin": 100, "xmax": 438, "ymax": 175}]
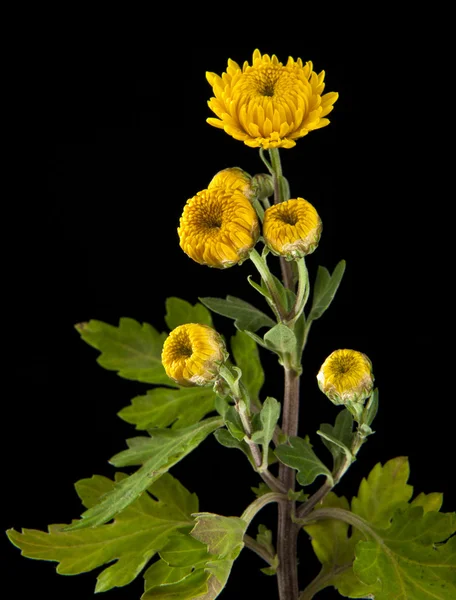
[
  {"xmin": 208, "ymin": 167, "xmax": 254, "ymax": 200},
  {"xmin": 263, "ymin": 198, "xmax": 322, "ymax": 259},
  {"xmin": 162, "ymin": 323, "xmax": 226, "ymax": 386},
  {"xmin": 178, "ymin": 187, "xmax": 260, "ymax": 268},
  {"xmin": 317, "ymin": 349, "xmax": 374, "ymax": 406},
  {"xmin": 206, "ymin": 49, "xmax": 338, "ymax": 149}
]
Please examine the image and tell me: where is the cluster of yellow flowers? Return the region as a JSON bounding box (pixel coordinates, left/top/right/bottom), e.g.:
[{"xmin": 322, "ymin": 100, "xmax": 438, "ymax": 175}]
[
  {"xmin": 178, "ymin": 167, "xmax": 322, "ymax": 268},
  {"xmin": 162, "ymin": 49, "xmax": 374, "ymax": 415}
]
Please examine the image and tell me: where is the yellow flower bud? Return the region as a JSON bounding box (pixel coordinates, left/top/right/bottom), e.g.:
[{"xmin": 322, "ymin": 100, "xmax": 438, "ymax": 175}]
[
  {"xmin": 263, "ymin": 198, "xmax": 322, "ymax": 260},
  {"xmin": 317, "ymin": 349, "xmax": 374, "ymax": 407},
  {"xmin": 208, "ymin": 167, "xmax": 255, "ymax": 200},
  {"xmin": 162, "ymin": 323, "xmax": 226, "ymax": 387},
  {"xmin": 178, "ymin": 187, "xmax": 260, "ymax": 268}
]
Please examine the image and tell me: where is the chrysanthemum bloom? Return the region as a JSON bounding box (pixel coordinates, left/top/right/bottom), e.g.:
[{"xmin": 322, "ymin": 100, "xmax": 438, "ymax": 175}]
[
  {"xmin": 162, "ymin": 323, "xmax": 226, "ymax": 386},
  {"xmin": 317, "ymin": 349, "xmax": 374, "ymax": 407},
  {"xmin": 178, "ymin": 187, "xmax": 260, "ymax": 268},
  {"xmin": 208, "ymin": 167, "xmax": 254, "ymax": 200},
  {"xmin": 206, "ymin": 49, "xmax": 338, "ymax": 149},
  {"xmin": 263, "ymin": 198, "xmax": 322, "ymax": 259}
]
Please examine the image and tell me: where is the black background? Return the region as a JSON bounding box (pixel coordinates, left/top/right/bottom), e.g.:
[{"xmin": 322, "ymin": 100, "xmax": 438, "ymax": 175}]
[{"xmin": 4, "ymin": 38, "xmax": 454, "ymax": 600}]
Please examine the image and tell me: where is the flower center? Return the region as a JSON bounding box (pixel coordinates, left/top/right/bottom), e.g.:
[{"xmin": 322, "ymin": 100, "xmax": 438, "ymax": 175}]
[
  {"xmin": 334, "ymin": 355, "xmax": 357, "ymax": 375},
  {"xmin": 245, "ymin": 66, "xmax": 283, "ymax": 98},
  {"xmin": 200, "ymin": 204, "xmax": 223, "ymax": 230},
  {"xmin": 277, "ymin": 207, "xmax": 299, "ymax": 226},
  {"xmin": 170, "ymin": 331, "xmax": 193, "ymax": 360}
]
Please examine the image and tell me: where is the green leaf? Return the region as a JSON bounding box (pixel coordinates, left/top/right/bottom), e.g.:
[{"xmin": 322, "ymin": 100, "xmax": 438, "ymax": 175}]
[
  {"xmin": 274, "ymin": 436, "xmax": 333, "ymax": 487},
  {"xmin": 143, "ymin": 569, "xmax": 211, "ymax": 599},
  {"xmin": 251, "ymin": 482, "xmax": 272, "ymax": 498},
  {"xmin": 190, "ymin": 513, "xmax": 246, "ymax": 560},
  {"xmin": 164, "ymin": 297, "xmax": 213, "ymax": 330},
  {"xmin": 263, "ymin": 324, "xmax": 296, "ymax": 356},
  {"xmin": 251, "ymin": 397, "xmax": 280, "ymax": 466},
  {"xmin": 362, "ymin": 387, "xmax": 379, "ymax": 427},
  {"xmin": 303, "ymin": 492, "xmax": 377, "ymax": 598},
  {"xmin": 143, "ymin": 560, "xmax": 193, "ymax": 589},
  {"xmin": 118, "ymin": 386, "xmax": 216, "ymax": 430},
  {"xmin": 199, "ymin": 296, "xmax": 276, "ymax": 332},
  {"xmin": 308, "ymin": 260, "xmax": 346, "ymax": 322},
  {"xmin": 65, "ymin": 417, "xmax": 223, "ymax": 530},
  {"xmin": 7, "ymin": 473, "xmax": 197, "ymax": 594},
  {"xmin": 75, "ymin": 318, "xmax": 176, "ymax": 386},
  {"xmin": 351, "ymin": 456, "xmax": 413, "ymax": 529},
  {"xmin": 159, "ymin": 533, "xmax": 209, "ymax": 568},
  {"xmin": 230, "ymin": 330, "xmax": 264, "ymax": 403},
  {"xmin": 213, "ymin": 429, "xmax": 254, "ymax": 465},
  {"xmin": 318, "ymin": 409, "xmax": 354, "ymax": 472},
  {"xmin": 354, "ymin": 506, "xmax": 456, "ymax": 599},
  {"xmin": 223, "ymin": 406, "xmax": 245, "ymax": 441}
]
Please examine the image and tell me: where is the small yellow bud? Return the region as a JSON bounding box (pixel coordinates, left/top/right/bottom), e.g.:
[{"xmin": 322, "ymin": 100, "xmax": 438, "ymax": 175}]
[
  {"xmin": 317, "ymin": 349, "xmax": 374, "ymax": 409},
  {"xmin": 208, "ymin": 167, "xmax": 255, "ymax": 200},
  {"xmin": 162, "ymin": 323, "xmax": 226, "ymax": 387},
  {"xmin": 263, "ymin": 198, "xmax": 322, "ymax": 260}
]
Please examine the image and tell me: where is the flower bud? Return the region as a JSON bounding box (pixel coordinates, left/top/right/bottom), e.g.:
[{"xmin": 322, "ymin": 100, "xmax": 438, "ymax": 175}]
[
  {"xmin": 317, "ymin": 349, "xmax": 374, "ymax": 413},
  {"xmin": 162, "ymin": 323, "xmax": 227, "ymax": 387},
  {"xmin": 263, "ymin": 198, "xmax": 322, "ymax": 260},
  {"xmin": 208, "ymin": 167, "xmax": 255, "ymax": 200},
  {"xmin": 178, "ymin": 187, "xmax": 260, "ymax": 268}
]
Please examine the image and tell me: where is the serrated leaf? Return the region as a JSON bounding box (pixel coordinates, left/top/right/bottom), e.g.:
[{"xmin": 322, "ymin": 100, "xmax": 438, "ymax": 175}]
[
  {"xmin": 318, "ymin": 409, "xmax": 354, "ymax": 472},
  {"xmin": 351, "ymin": 456, "xmax": 413, "ymax": 529},
  {"xmin": 165, "ymin": 297, "xmax": 213, "ymax": 330},
  {"xmin": 143, "ymin": 560, "xmax": 193, "ymax": 590},
  {"xmin": 251, "ymin": 482, "xmax": 271, "ymax": 498},
  {"xmin": 354, "ymin": 506, "xmax": 456, "ymax": 599},
  {"xmin": 7, "ymin": 473, "xmax": 196, "ymax": 594},
  {"xmin": 75, "ymin": 318, "xmax": 176, "ymax": 386},
  {"xmin": 199, "ymin": 296, "xmax": 275, "ymax": 332},
  {"xmin": 251, "ymin": 397, "xmax": 280, "ymax": 466},
  {"xmin": 65, "ymin": 417, "xmax": 223, "ymax": 530},
  {"xmin": 263, "ymin": 324, "xmax": 296, "ymax": 356},
  {"xmin": 190, "ymin": 513, "xmax": 246, "ymax": 560},
  {"xmin": 230, "ymin": 330, "xmax": 264, "ymax": 403},
  {"xmin": 308, "ymin": 260, "xmax": 346, "ymax": 322},
  {"xmin": 159, "ymin": 533, "xmax": 209, "ymax": 568},
  {"xmin": 118, "ymin": 386, "xmax": 216, "ymax": 430},
  {"xmin": 275, "ymin": 436, "xmax": 333, "ymax": 487},
  {"xmin": 143, "ymin": 569, "xmax": 211, "ymax": 599}
]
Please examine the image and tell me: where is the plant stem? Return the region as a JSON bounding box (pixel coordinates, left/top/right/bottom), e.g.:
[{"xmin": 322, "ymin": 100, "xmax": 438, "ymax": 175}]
[
  {"xmin": 249, "ymin": 248, "xmax": 287, "ymax": 320},
  {"xmin": 244, "ymin": 534, "xmax": 275, "ymax": 566},
  {"xmin": 277, "ymin": 366, "xmax": 301, "ymax": 600},
  {"xmin": 269, "ymin": 148, "xmax": 294, "ymax": 291},
  {"xmin": 241, "ymin": 492, "xmax": 287, "ymax": 526},
  {"xmin": 286, "ymin": 257, "xmax": 309, "ymax": 325}
]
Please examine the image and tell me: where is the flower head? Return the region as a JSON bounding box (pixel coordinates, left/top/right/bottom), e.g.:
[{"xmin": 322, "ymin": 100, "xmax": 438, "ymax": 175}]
[
  {"xmin": 178, "ymin": 187, "xmax": 260, "ymax": 268},
  {"xmin": 317, "ymin": 349, "xmax": 374, "ymax": 407},
  {"xmin": 263, "ymin": 198, "xmax": 322, "ymax": 259},
  {"xmin": 208, "ymin": 167, "xmax": 254, "ymax": 200},
  {"xmin": 162, "ymin": 323, "xmax": 226, "ymax": 386},
  {"xmin": 206, "ymin": 49, "xmax": 338, "ymax": 149}
]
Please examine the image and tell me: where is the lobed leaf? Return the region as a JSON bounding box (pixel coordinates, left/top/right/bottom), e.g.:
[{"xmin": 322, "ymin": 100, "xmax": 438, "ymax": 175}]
[
  {"xmin": 164, "ymin": 297, "xmax": 213, "ymax": 330},
  {"xmin": 65, "ymin": 417, "xmax": 223, "ymax": 530},
  {"xmin": 275, "ymin": 436, "xmax": 333, "ymax": 487},
  {"xmin": 75, "ymin": 318, "xmax": 176, "ymax": 386},
  {"xmin": 7, "ymin": 473, "xmax": 196, "ymax": 594},
  {"xmin": 118, "ymin": 386, "xmax": 216, "ymax": 430},
  {"xmin": 199, "ymin": 296, "xmax": 276, "ymax": 332}
]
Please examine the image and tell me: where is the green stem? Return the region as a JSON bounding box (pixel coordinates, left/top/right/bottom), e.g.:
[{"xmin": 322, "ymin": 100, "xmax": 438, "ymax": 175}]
[
  {"xmin": 241, "ymin": 492, "xmax": 287, "ymax": 526},
  {"xmin": 252, "ymin": 198, "xmax": 265, "ymax": 222},
  {"xmin": 249, "ymin": 248, "xmax": 287, "ymax": 320},
  {"xmin": 297, "ymin": 507, "xmax": 374, "ymax": 541},
  {"xmin": 243, "ymin": 534, "xmax": 275, "ymax": 566},
  {"xmin": 268, "ymin": 148, "xmax": 294, "ymax": 291},
  {"xmin": 299, "ymin": 563, "xmax": 354, "ymax": 600},
  {"xmin": 277, "ymin": 366, "xmax": 301, "ymax": 600},
  {"xmin": 286, "ymin": 257, "xmax": 309, "ymax": 325},
  {"xmin": 259, "ymin": 147, "xmax": 274, "ymax": 174}
]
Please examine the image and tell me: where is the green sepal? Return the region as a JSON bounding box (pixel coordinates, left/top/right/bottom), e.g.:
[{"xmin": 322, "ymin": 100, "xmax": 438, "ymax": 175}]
[
  {"xmin": 164, "ymin": 297, "xmax": 213, "ymax": 330},
  {"xmin": 307, "ymin": 260, "xmax": 346, "ymax": 322},
  {"xmin": 199, "ymin": 296, "xmax": 276, "ymax": 332},
  {"xmin": 274, "ymin": 436, "xmax": 333, "ymax": 487}
]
